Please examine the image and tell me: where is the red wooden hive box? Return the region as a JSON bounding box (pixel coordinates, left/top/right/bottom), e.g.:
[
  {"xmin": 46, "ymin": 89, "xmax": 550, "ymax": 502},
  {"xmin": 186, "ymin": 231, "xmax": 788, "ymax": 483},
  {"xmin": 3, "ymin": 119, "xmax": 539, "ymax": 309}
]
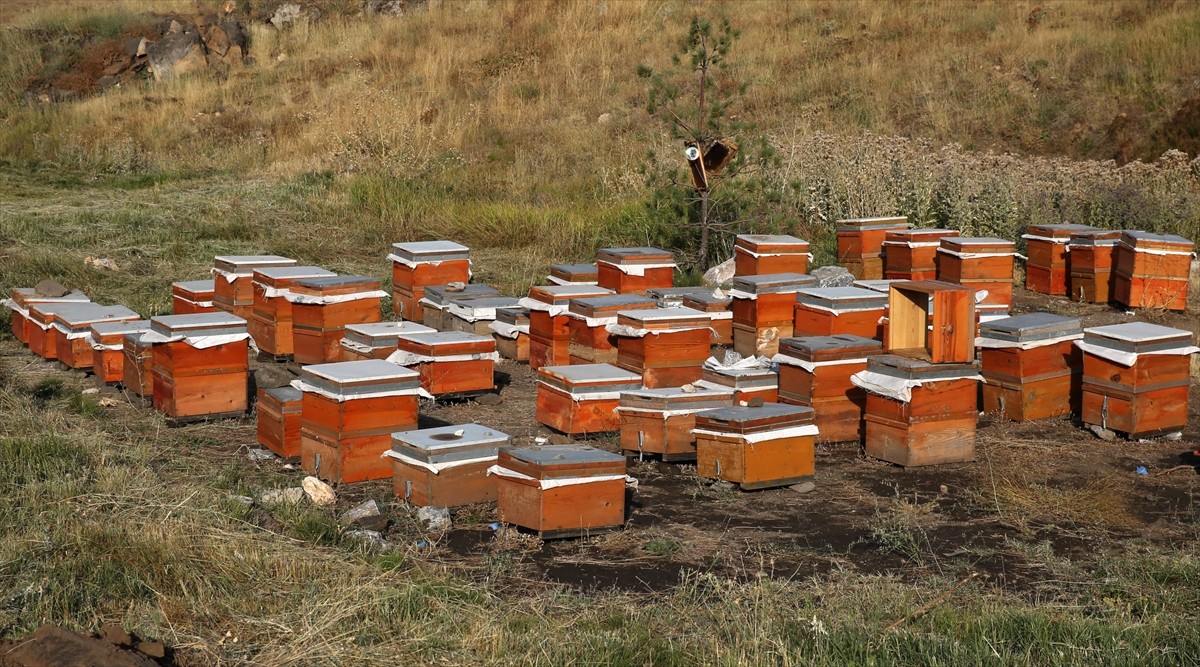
[
  {"xmin": 493, "ymin": 444, "xmax": 628, "ymax": 539},
  {"xmin": 692, "ymin": 402, "xmax": 817, "ymax": 490},
  {"xmin": 883, "ymin": 229, "xmax": 960, "ymax": 281},
  {"xmin": 1067, "ymin": 230, "xmax": 1120, "ymax": 303},
  {"xmin": 836, "ymin": 216, "xmax": 910, "ymax": 280},
  {"xmin": 566, "ymin": 293, "xmax": 657, "ymax": 364},
  {"xmin": 5, "ymin": 287, "xmax": 89, "ymax": 345},
  {"xmin": 420, "ymin": 284, "xmax": 500, "ymax": 332},
  {"xmin": 148, "ymin": 312, "xmax": 250, "ymax": 420},
  {"xmin": 978, "ymin": 313, "xmax": 1082, "ymax": 422},
  {"xmin": 730, "ymin": 273, "xmax": 816, "ymax": 358},
  {"xmin": 548, "ymin": 263, "xmax": 599, "ymax": 286},
  {"xmin": 289, "ymin": 275, "xmax": 384, "ymax": 365},
  {"xmin": 391, "ymin": 330, "xmax": 496, "ymax": 396},
  {"xmin": 1112, "ymin": 231, "xmax": 1194, "ymax": 311},
  {"xmin": 249, "ymin": 265, "xmax": 336, "ymax": 357},
  {"xmin": 490, "ymin": 306, "xmax": 530, "ymax": 362},
  {"xmin": 536, "ymin": 363, "xmax": 641, "ymax": 434},
  {"xmin": 595, "ymin": 247, "xmax": 676, "ymax": 295},
  {"xmin": 1078, "ymin": 323, "xmax": 1195, "ymax": 438},
  {"xmin": 89, "ymin": 319, "xmax": 151, "ymax": 384},
  {"xmin": 387, "ymin": 423, "xmax": 509, "ymax": 507},
  {"xmin": 775, "ymin": 334, "xmax": 883, "ymax": 443},
  {"xmin": 121, "ymin": 332, "xmax": 154, "ymax": 397},
  {"xmin": 681, "ymin": 291, "xmax": 733, "ymax": 345},
  {"xmin": 1022, "ymin": 224, "xmax": 1096, "ymax": 296},
  {"xmin": 172, "ymin": 279, "xmax": 216, "ymax": 315},
  {"xmin": 257, "ymin": 385, "xmax": 303, "ymax": 458},
  {"xmin": 298, "ymin": 359, "xmax": 422, "ymax": 483},
  {"xmin": 212, "ymin": 255, "xmax": 296, "ymax": 319},
  {"xmin": 886, "ymin": 281, "xmax": 975, "ymax": 364},
  {"xmin": 389, "ymin": 241, "xmax": 472, "ymax": 321},
  {"xmin": 26, "ymin": 302, "xmax": 95, "ymax": 360},
  {"xmin": 618, "ymin": 385, "xmax": 733, "ymax": 461},
  {"xmin": 937, "ymin": 237, "xmax": 1015, "ymax": 308},
  {"xmin": 697, "ymin": 362, "xmax": 779, "ymax": 404},
  {"xmin": 612, "ymin": 306, "xmax": 713, "ymax": 388},
  {"xmin": 340, "ymin": 321, "xmax": 434, "ymax": 361},
  {"xmin": 50, "ymin": 304, "xmax": 141, "ymax": 370},
  {"xmin": 734, "ymin": 234, "xmax": 811, "ymax": 276},
  {"xmin": 793, "ymin": 287, "xmax": 887, "ymax": 341},
  {"xmin": 522, "ymin": 284, "xmax": 614, "ymax": 369}
]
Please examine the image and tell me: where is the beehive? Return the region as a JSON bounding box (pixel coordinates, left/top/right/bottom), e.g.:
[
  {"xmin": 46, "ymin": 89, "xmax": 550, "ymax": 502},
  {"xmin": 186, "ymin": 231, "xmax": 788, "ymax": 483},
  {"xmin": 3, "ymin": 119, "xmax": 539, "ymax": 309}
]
[
  {"xmin": 121, "ymin": 333, "xmax": 154, "ymax": 397},
  {"xmin": 618, "ymin": 386, "xmax": 734, "ymax": 461},
  {"xmin": 548, "ymin": 263, "xmax": 599, "ymax": 285},
  {"xmin": 147, "ymin": 313, "xmax": 251, "ymax": 420},
  {"xmin": 89, "ymin": 319, "xmax": 151, "ymax": 384},
  {"xmin": 256, "ymin": 386, "xmax": 302, "ymax": 458},
  {"xmin": 297, "ymin": 360, "xmax": 422, "ymax": 483},
  {"xmin": 26, "ymin": 302, "xmax": 96, "ymax": 360},
  {"xmin": 5, "ymin": 287, "xmax": 89, "ymax": 345},
  {"xmin": 1078, "ymin": 323, "xmax": 1197, "ymax": 438},
  {"xmin": 1068, "ymin": 230, "xmax": 1120, "ymax": 303},
  {"xmin": 775, "ymin": 334, "xmax": 882, "ymax": 443},
  {"xmin": 420, "ymin": 283, "xmax": 501, "ymax": 332},
  {"xmin": 339, "ymin": 321, "xmax": 435, "ymax": 361},
  {"xmin": 857, "ymin": 355, "xmax": 980, "ymax": 467},
  {"xmin": 978, "ymin": 313, "xmax": 1082, "ymax": 422},
  {"xmin": 1112, "ymin": 231, "xmax": 1194, "ymax": 311},
  {"xmin": 249, "ymin": 266, "xmax": 337, "ymax": 357},
  {"xmin": 390, "ymin": 331, "xmax": 497, "ymax": 396},
  {"xmin": 490, "ymin": 306, "xmax": 531, "ymax": 361},
  {"xmin": 595, "ymin": 247, "xmax": 676, "ymax": 294},
  {"xmin": 520, "ymin": 284, "xmax": 614, "ymax": 369},
  {"xmin": 693, "ymin": 403, "xmax": 818, "ymax": 490},
  {"xmin": 387, "ymin": 424, "xmax": 509, "ymax": 507},
  {"xmin": 388, "ymin": 241, "xmax": 472, "ymax": 321},
  {"xmin": 492, "ymin": 444, "xmax": 628, "ymax": 539},
  {"xmin": 172, "ymin": 279, "xmax": 216, "ymax": 315},
  {"xmin": 611, "ymin": 307, "xmax": 713, "ymax": 388},
  {"xmin": 836, "ymin": 216, "xmax": 910, "ymax": 280},
  {"xmin": 792, "ymin": 287, "xmax": 887, "ymax": 340},
  {"xmin": 444, "ymin": 295, "xmax": 521, "ymax": 336},
  {"xmin": 730, "ymin": 273, "xmax": 816, "ymax": 358},
  {"xmin": 733, "ymin": 234, "xmax": 812, "ymax": 276},
  {"xmin": 565, "ymin": 294, "xmax": 656, "ymax": 364},
  {"xmin": 696, "ymin": 362, "xmax": 779, "ymax": 404},
  {"xmin": 681, "ymin": 291, "xmax": 733, "ymax": 346},
  {"xmin": 289, "ymin": 276, "xmax": 385, "ymax": 365},
  {"xmin": 937, "ymin": 237, "xmax": 1015, "ymax": 308},
  {"xmin": 883, "ymin": 229, "xmax": 960, "ymax": 281},
  {"xmin": 1022, "ymin": 224, "xmax": 1097, "ymax": 296},
  {"xmin": 50, "ymin": 304, "xmax": 141, "ymax": 370},
  {"xmin": 212, "ymin": 255, "xmax": 297, "ymax": 319},
  {"xmin": 536, "ymin": 363, "xmax": 641, "ymax": 434},
  {"xmin": 886, "ymin": 281, "xmax": 974, "ymax": 363}
]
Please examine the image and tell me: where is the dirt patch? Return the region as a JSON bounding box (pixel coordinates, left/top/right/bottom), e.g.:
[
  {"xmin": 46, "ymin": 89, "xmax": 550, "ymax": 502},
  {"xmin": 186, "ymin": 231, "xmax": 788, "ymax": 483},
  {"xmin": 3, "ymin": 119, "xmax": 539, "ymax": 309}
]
[{"xmin": 0, "ymin": 624, "xmax": 172, "ymax": 667}]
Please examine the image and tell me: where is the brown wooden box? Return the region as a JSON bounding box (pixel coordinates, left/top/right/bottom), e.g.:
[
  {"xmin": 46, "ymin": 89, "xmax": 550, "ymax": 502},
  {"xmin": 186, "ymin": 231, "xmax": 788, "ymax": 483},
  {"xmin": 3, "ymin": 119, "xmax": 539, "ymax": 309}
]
[
  {"xmin": 548, "ymin": 263, "xmax": 599, "ymax": 285},
  {"xmin": 148, "ymin": 313, "xmax": 250, "ymax": 419},
  {"xmin": 6, "ymin": 288, "xmax": 90, "ymax": 345},
  {"xmin": 495, "ymin": 444, "xmax": 627, "ymax": 538},
  {"xmin": 212, "ymin": 255, "xmax": 296, "ymax": 319},
  {"xmin": 937, "ymin": 237, "xmax": 1015, "ymax": 281},
  {"xmin": 1067, "ymin": 230, "xmax": 1119, "ymax": 303},
  {"xmin": 172, "ymin": 279, "xmax": 216, "ymax": 315},
  {"xmin": 595, "ymin": 247, "xmax": 676, "ymax": 294},
  {"xmin": 1023, "ymin": 224, "xmax": 1096, "ymax": 295},
  {"xmin": 26, "ymin": 302, "xmax": 89, "ymax": 360},
  {"xmin": 536, "ymin": 364, "xmax": 641, "ymax": 434},
  {"xmin": 51, "ymin": 304, "xmax": 141, "ymax": 370},
  {"xmin": 420, "ymin": 284, "xmax": 501, "ymax": 332},
  {"xmin": 339, "ymin": 321, "xmax": 435, "ymax": 361},
  {"xmin": 681, "ymin": 292, "xmax": 733, "ymax": 346},
  {"xmin": 491, "ymin": 307, "xmax": 530, "ymax": 362},
  {"xmin": 389, "ymin": 424, "xmax": 508, "ymax": 507},
  {"xmin": 566, "ymin": 294, "xmax": 656, "ymax": 364},
  {"xmin": 121, "ymin": 333, "xmax": 154, "ymax": 396},
  {"xmin": 698, "ymin": 364, "xmax": 779, "ymax": 404},
  {"xmin": 693, "ymin": 403, "xmax": 817, "ymax": 490},
  {"xmin": 886, "ymin": 281, "xmax": 974, "ymax": 363},
  {"xmin": 861, "ymin": 355, "xmax": 979, "ymax": 466},
  {"xmin": 618, "ymin": 386, "xmax": 734, "ymax": 461},
  {"xmin": 792, "ymin": 287, "xmax": 887, "ymax": 341},
  {"xmin": 290, "ymin": 276, "xmax": 384, "ymax": 365},
  {"xmin": 734, "ymin": 234, "xmax": 811, "ymax": 276},
  {"xmin": 612, "ymin": 308, "xmax": 712, "ymax": 388},
  {"xmin": 257, "ymin": 386, "xmax": 302, "ymax": 458},
  {"xmin": 1112, "ymin": 231, "xmax": 1193, "ymax": 311},
  {"xmin": 775, "ymin": 334, "xmax": 881, "ymax": 443},
  {"xmin": 525, "ymin": 285, "xmax": 615, "ymax": 369},
  {"xmin": 89, "ymin": 319, "xmax": 151, "ymax": 384},
  {"xmin": 883, "ymin": 229, "xmax": 960, "ymax": 280},
  {"xmin": 249, "ymin": 266, "xmax": 336, "ymax": 357},
  {"xmin": 838, "ymin": 217, "xmax": 910, "ymax": 281},
  {"xmin": 393, "ymin": 331, "xmax": 496, "ymax": 395},
  {"xmin": 389, "ymin": 241, "xmax": 471, "ymax": 319}
]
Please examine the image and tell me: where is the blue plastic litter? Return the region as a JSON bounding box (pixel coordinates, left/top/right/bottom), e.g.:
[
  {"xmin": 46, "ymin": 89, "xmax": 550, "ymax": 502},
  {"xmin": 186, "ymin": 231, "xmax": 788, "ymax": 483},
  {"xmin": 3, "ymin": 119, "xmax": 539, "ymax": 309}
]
[
  {"xmin": 416, "ymin": 539, "xmax": 429, "ymax": 548},
  {"xmin": 488, "ymin": 522, "xmax": 502, "ymax": 531},
  {"xmin": 1135, "ymin": 466, "xmax": 1148, "ymax": 476}
]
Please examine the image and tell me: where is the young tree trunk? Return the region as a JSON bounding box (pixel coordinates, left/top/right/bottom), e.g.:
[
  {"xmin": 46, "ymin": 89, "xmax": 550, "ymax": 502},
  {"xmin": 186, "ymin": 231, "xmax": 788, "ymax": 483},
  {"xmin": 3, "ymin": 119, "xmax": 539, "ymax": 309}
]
[{"xmin": 697, "ymin": 190, "xmax": 711, "ymax": 267}]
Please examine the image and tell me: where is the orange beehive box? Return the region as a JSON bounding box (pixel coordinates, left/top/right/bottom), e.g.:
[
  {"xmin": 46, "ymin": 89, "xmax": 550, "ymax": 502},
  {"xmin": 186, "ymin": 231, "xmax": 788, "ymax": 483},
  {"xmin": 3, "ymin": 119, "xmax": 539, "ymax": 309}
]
[
  {"xmin": 730, "ymin": 273, "xmax": 816, "ymax": 357},
  {"xmin": 858, "ymin": 355, "xmax": 979, "ymax": 467},
  {"xmin": 536, "ymin": 363, "xmax": 641, "ymax": 434},
  {"xmin": 548, "ymin": 263, "xmax": 599, "ymax": 285},
  {"xmin": 618, "ymin": 385, "xmax": 734, "ymax": 461},
  {"xmin": 420, "ymin": 284, "xmax": 501, "ymax": 332},
  {"xmin": 256, "ymin": 386, "xmax": 303, "ymax": 458},
  {"xmin": 26, "ymin": 302, "xmax": 96, "ymax": 360},
  {"xmin": 883, "ymin": 229, "xmax": 961, "ymax": 281},
  {"xmin": 212, "ymin": 255, "xmax": 296, "ymax": 319},
  {"xmin": 289, "ymin": 276, "xmax": 384, "ymax": 365},
  {"xmin": 775, "ymin": 334, "xmax": 882, "ymax": 443},
  {"xmin": 937, "ymin": 237, "xmax": 1015, "ymax": 308},
  {"xmin": 734, "ymin": 234, "xmax": 811, "ymax": 276},
  {"xmin": 1078, "ymin": 323, "xmax": 1196, "ymax": 438},
  {"xmin": 793, "ymin": 287, "xmax": 887, "ymax": 340},
  {"xmin": 693, "ymin": 403, "xmax": 817, "ymax": 490},
  {"xmin": 490, "ymin": 306, "xmax": 530, "ymax": 362},
  {"xmin": 5, "ymin": 288, "xmax": 89, "ymax": 345},
  {"xmin": 340, "ymin": 321, "xmax": 434, "ymax": 361},
  {"xmin": 1068, "ymin": 230, "xmax": 1120, "ymax": 303},
  {"xmin": 978, "ymin": 313, "xmax": 1082, "ymax": 422},
  {"xmin": 522, "ymin": 284, "xmax": 614, "ymax": 369},
  {"xmin": 89, "ymin": 319, "xmax": 151, "ymax": 384},
  {"xmin": 147, "ymin": 313, "xmax": 250, "ymax": 420},
  {"xmin": 445, "ymin": 295, "xmax": 521, "ymax": 337},
  {"xmin": 389, "ymin": 241, "xmax": 472, "ymax": 320},
  {"xmin": 391, "ymin": 330, "xmax": 496, "ymax": 396},
  {"xmin": 1022, "ymin": 224, "xmax": 1096, "ymax": 295},
  {"xmin": 386, "ymin": 424, "xmax": 509, "ymax": 507},
  {"xmin": 121, "ymin": 333, "xmax": 154, "ymax": 396},
  {"xmin": 595, "ymin": 247, "xmax": 676, "ymax": 294},
  {"xmin": 612, "ymin": 307, "xmax": 713, "ymax": 388},
  {"xmin": 1112, "ymin": 231, "xmax": 1194, "ymax": 311},
  {"xmin": 837, "ymin": 216, "xmax": 909, "ymax": 280},
  {"xmin": 566, "ymin": 294, "xmax": 657, "ymax": 364},
  {"xmin": 697, "ymin": 362, "xmax": 779, "ymax": 404},
  {"xmin": 493, "ymin": 444, "xmax": 628, "ymax": 538},
  {"xmin": 172, "ymin": 279, "xmax": 216, "ymax": 315},
  {"xmin": 886, "ymin": 281, "xmax": 975, "ymax": 364},
  {"xmin": 50, "ymin": 304, "xmax": 141, "ymax": 370},
  {"xmin": 681, "ymin": 291, "xmax": 733, "ymax": 346},
  {"xmin": 297, "ymin": 360, "xmax": 422, "ymax": 483},
  {"xmin": 249, "ymin": 266, "xmax": 337, "ymax": 357}
]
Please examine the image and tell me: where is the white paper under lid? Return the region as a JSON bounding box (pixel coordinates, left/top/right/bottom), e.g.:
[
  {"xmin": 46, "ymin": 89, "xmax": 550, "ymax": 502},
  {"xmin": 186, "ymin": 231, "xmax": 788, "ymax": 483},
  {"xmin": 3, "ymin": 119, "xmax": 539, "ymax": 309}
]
[{"xmin": 390, "ymin": 240, "xmax": 470, "ymax": 263}]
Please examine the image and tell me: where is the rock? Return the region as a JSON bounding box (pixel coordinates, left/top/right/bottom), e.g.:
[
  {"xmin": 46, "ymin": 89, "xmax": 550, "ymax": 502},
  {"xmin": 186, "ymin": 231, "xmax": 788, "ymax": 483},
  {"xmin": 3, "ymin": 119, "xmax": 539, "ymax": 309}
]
[
  {"xmin": 719, "ymin": 350, "xmax": 743, "ymax": 366},
  {"xmin": 259, "ymin": 487, "xmax": 304, "ymax": 505},
  {"xmin": 702, "ymin": 256, "xmax": 736, "ymax": 287},
  {"xmin": 123, "ymin": 36, "xmax": 148, "ymax": 57},
  {"xmin": 100, "ymin": 624, "xmax": 133, "ymax": 647},
  {"xmin": 417, "ymin": 505, "xmax": 451, "ymax": 531},
  {"xmin": 710, "ymin": 480, "xmax": 735, "ymax": 492},
  {"xmin": 82, "ymin": 387, "xmax": 100, "ymax": 395},
  {"xmin": 1088, "ymin": 424, "xmax": 1117, "ymax": 441},
  {"xmin": 788, "ymin": 481, "xmax": 816, "ymax": 494},
  {"xmin": 270, "ymin": 3, "xmax": 304, "ymax": 30},
  {"xmin": 247, "ymin": 448, "xmax": 275, "ymax": 462},
  {"xmin": 254, "ymin": 365, "xmax": 295, "ymax": 389},
  {"xmin": 812, "ymin": 265, "xmax": 855, "ymax": 288},
  {"xmin": 597, "ymin": 112, "xmax": 612, "ymax": 124},
  {"xmin": 746, "ymin": 397, "xmax": 765, "ymax": 408},
  {"xmin": 33, "ymin": 279, "xmax": 68, "ymax": 298},
  {"xmin": 98, "ymin": 397, "xmax": 121, "ymax": 407},
  {"xmin": 165, "ymin": 19, "xmax": 185, "ymax": 34},
  {"xmin": 475, "ymin": 392, "xmax": 502, "ymax": 406},
  {"xmin": 136, "ymin": 641, "xmax": 166, "ymax": 659},
  {"xmin": 147, "ymin": 30, "xmax": 208, "ymax": 81},
  {"xmin": 340, "ymin": 500, "xmax": 389, "ymax": 531},
  {"xmin": 302, "ymin": 476, "xmax": 336, "ymax": 506},
  {"xmin": 346, "ymin": 529, "xmax": 390, "ymax": 550}
]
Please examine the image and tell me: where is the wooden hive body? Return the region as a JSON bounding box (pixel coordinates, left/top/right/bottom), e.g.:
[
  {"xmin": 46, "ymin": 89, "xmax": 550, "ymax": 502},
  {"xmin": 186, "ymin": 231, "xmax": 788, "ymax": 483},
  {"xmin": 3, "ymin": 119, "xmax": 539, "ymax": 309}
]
[
  {"xmin": 885, "ymin": 281, "xmax": 974, "ymax": 364},
  {"xmin": 212, "ymin": 255, "xmax": 296, "ymax": 319},
  {"xmin": 491, "ymin": 306, "xmax": 530, "ymax": 361},
  {"xmin": 936, "ymin": 237, "xmax": 1015, "ymax": 308},
  {"xmin": 860, "ymin": 355, "xmax": 978, "ymax": 466},
  {"xmin": 698, "ymin": 365, "xmax": 779, "ymax": 404},
  {"xmin": 249, "ymin": 266, "xmax": 337, "ymax": 356},
  {"xmin": 172, "ymin": 279, "xmax": 216, "ymax": 315},
  {"xmin": 89, "ymin": 319, "xmax": 151, "ymax": 384},
  {"xmin": 389, "ymin": 424, "xmax": 509, "ymax": 507},
  {"xmin": 445, "ymin": 295, "xmax": 521, "ymax": 336},
  {"xmin": 420, "ymin": 283, "xmax": 500, "ymax": 332},
  {"xmin": 681, "ymin": 292, "xmax": 733, "ymax": 345},
  {"xmin": 792, "ymin": 287, "xmax": 887, "ymax": 341},
  {"xmin": 536, "ymin": 363, "xmax": 641, "ymax": 434},
  {"xmin": 978, "ymin": 313, "xmax": 1082, "ymax": 422},
  {"xmin": 339, "ymin": 321, "xmax": 435, "ymax": 361},
  {"xmin": 693, "ymin": 403, "xmax": 817, "ymax": 489},
  {"xmin": 837, "ymin": 216, "xmax": 910, "ymax": 280},
  {"xmin": 298, "ymin": 360, "xmax": 422, "ymax": 483},
  {"xmin": 548, "ymin": 263, "xmax": 599, "ymax": 285},
  {"xmin": 7, "ymin": 288, "xmax": 90, "ymax": 345},
  {"xmin": 121, "ymin": 333, "xmax": 154, "ymax": 396},
  {"xmin": 734, "ymin": 234, "xmax": 811, "ymax": 276},
  {"xmin": 148, "ymin": 313, "xmax": 250, "ymax": 419},
  {"xmin": 1023, "ymin": 224, "xmax": 1096, "ymax": 295},
  {"xmin": 27, "ymin": 302, "xmax": 94, "ymax": 360},
  {"xmin": 566, "ymin": 294, "xmax": 656, "ymax": 364},
  {"xmin": 775, "ymin": 334, "xmax": 882, "ymax": 443},
  {"xmin": 595, "ymin": 247, "xmax": 676, "ymax": 294},
  {"xmin": 883, "ymin": 229, "xmax": 960, "ymax": 280},
  {"xmin": 257, "ymin": 386, "xmax": 303, "ymax": 458},
  {"xmin": 1111, "ymin": 231, "xmax": 1193, "ymax": 311},
  {"xmin": 289, "ymin": 276, "xmax": 383, "ymax": 364},
  {"xmin": 1067, "ymin": 230, "xmax": 1120, "ymax": 303},
  {"xmin": 393, "ymin": 331, "xmax": 496, "ymax": 395},
  {"xmin": 612, "ymin": 307, "xmax": 712, "ymax": 388},
  {"xmin": 730, "ymin": 273, "xmax": 816, "ymax": 357},
  {"xmin": 618, "ymin": 386, "xmax": 734, "ymax": 461},
  {"xmin": 1078, "ymin": 323, "xmax": 1194, "ymax": 437},
  {"xmin": 524, "ymin": 285, "xmax": 614, "ymax": 369},
  {"xmin": 50, "ymin": 304, "xmax": 140, "ymax": 370},
  {"xmin": 390, "ymin": 241, "xmax": 472, "ymax": 321},
  {"xmin": 494, "ymin": 444, "xmax": 627, "ymax": 538}
]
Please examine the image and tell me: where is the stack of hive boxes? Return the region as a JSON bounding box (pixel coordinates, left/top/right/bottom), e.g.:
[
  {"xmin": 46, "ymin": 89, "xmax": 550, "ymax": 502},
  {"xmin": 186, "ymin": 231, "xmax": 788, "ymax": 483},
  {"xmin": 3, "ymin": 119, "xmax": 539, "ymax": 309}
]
[
  {"xmin": 171, "ymin": 280, "xmax": 216, "ymax": 315},
  {"xmin": 1068, "ymin": 230, "xmax": 1120, "ymax": 303},
  {"xmin": 792, "ymin": 287, "xmax": 887, "ymax": 340},
  {"xmin": 256, "ymin": 386, "xmax": 303, "ymax": 458},
  {"xmin": 491, "ymin": 444, "xmax": 628, "ymax": 538},
  {"xmin": 937, "ymin": 237, "xmax": 1016, "ymax": 310},
  {"xmin": 733, "ymin": 234, "xmax": 811, "ymax": 276},
  {"xmin": 730, "ymin": 273, "xmax": 816, "ymax": 357},
  {"xmin": 610, "ymin": 307, "xmax": 713, "ymax": 388},
  {"xmin": 5, "ymin": 287, "xmax": 89, "ymax": 345},
  {"xmin": 565, "ymin": 294, "xmax": 656, "ymax": 364},
  {"xmin": 883, "ymin": 229, "xmax": 959, "ymax": 280},
  {"xmin": 388, "ymin": 241, "xmax": 472, "ymax": 322},
  {"xmin": 1022, "ymin": 224, "xmax": 1096, "ymax": 295},
  {"xmin": 388, "ymin": 424, "xmax": 509, "ymax": 507},
  {"xmin": 692, "ymin": 403, "xmax": 818, "ymax": 490},
  {"xmin": 978, "ymin": 313, "xmax": 1082, "ymax": 422},
  {"xmin": 145, "ymin": 313, "xmax": 251, "ymax": 421},
  {"xmin": 617, "ymin": 386, "xmax": 734, "ymax": 461},
  {"xmin": 289, "ymin": 275, "xmax": 386, "ymax": 364},
  {"xmin": 535, "ymin": 363, "xmax": 641, "ymax": 434},
  {"xmin": 249, "ymin": 265, "xmax": 336, "ymax": 358},
  {"xmin": 212, "ymin": 255, "xmax": 296, "ymax": 319},
  {"xmin": 775, "ymin": 334, "xmax": 882, "ymax": 443},
  {"xmin": 490, "ymin": 307, "xmax": 530, "ymax": 361},
  {"xmin": 339, "ymin": 321, "xmax": 434, "ymax": 361},
  {"xmin": 444, "ymin": 294, "xmax": 520, "ymax": 336},
  {"xmin": 1112, "ymin": 231, "xmax": 1194, "ymax": 311},
  {"xmin": 836, "ymin": 216, "xmax": 910, "ymax": 280},
  {"xmin": 595, "ymin": 247, "xmax": 676, "ymax": 294},
  {"xmin": 520, "ymin": 284, "xmax": 614, "ymax": 369},
  {"xmin": 389, "ymin": 331, "xmax": 497, "ymax": 396}
]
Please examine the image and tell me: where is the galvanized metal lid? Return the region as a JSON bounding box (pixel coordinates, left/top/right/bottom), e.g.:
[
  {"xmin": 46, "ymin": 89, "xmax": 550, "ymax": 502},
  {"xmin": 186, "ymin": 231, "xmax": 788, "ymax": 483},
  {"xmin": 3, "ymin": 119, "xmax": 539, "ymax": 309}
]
[
  {"xmin": 263, "ymin": 386, "xmax": 303, "ymax": 403},
  {"xmin": 293, "ymin": 275, "xmax": 378, "ymax": 290},
  {"xmin": 979, "ymin": 312, "xmax": 1081, "ymax": 343},
  {"xmin": 391, "ymin": 240, "xmax": 470, "ymax": 263},
  {"xmin": 496, "ymin": 306, "xmax": 530, "ymax": 325},
  {"xmin": 253, "ymin": 266, "xmax": 336, "ymax": 281},
  {"xmin": 941, "ymin": 236, "xmax": 1014, "ymax": 250},
  {"xmin": 1083, "ymin": 322, "xmax": 1193, "ymax": 352},
  {"xmin": 1119, "ymin": 230, "xmax": 1193, "ymax": 246},
  {"xmin": 150, "ymin": 312, "xmax": 248, "ymax": 337},
  {"xmin": 426, "ymin": 283, "xmax": 500, "ymax": 306},
  {"xmin": 392, "ymin": 423, "xmax": 509, "ymax": 463},
  {"xmin": 570, "ymin": 294, "xmax": 657, "ymax": 316},
  {"xmin": 502, "ymin": 443, "xmax": 625, "ymax": 467},
  {"xmin": 90, "ymin": 319, "xmax": 151, "ymax": 336},
  {"xmin": 53, "ymin": 303, "xmax": 140, "ymax": 329},
  {"xmin": 445, "ymin": 295, "xmax": 520, "ymax": 311},
  {"xmin": 852, "ymin": 279, "xmax": 902, "ymax": 293},
  {"xmin": 344, "ymin": 321, "xmax": 435, "ymax": 346},
  {"xmin": 778, "ymin": 334, "xmax": 882, "ymax": 361},
  {"xmin": 301, "ymin": 359, "xmax": 420, "ymax": 390},
  {"xmin": 539, "ymin": 363, "xmax": 642, "ymax": 387},
  {"xmin": 619, "ymin": 386, "xmax": 733, "ymax": 410},
  {"xmin": 527, "ymin": 284, "xmax": 615, "ymax": 304},
  {"xmin": 596, "ymin": 247, "xmax": 675, "ymax": 263},
  {"xmin": 836, "ymin": 216, "xmax": 909, "ymax": 230},
  {"xmin": 397, "ymin": 330, "xmax": 494, "ymax": 347},
  {"xmin": 172, "ymin": 279, "xmax": 215, "ymax": 293},
  {"xmin": 694, "ymin": 402, "xmax": 814, "ymax": 431},
  {"xmin": 616, "ymin": 306, "xmax": 708, "ymax": 325},
  {"xmin": 1027, "ymin": 223, "xmax": 1097, "ymax": 236},
  {"xmin": 646, "ymin": 286, "xmax": 716, "ymax": 300},
  {"xmin": 700, "ymin": 365, "xmax": 778, "ymax": 388},
  {"xmin": 731, "ymin": 273, "xmax": 815, "ymax": 294},
  {"xmin": 213, "ymin": 255, "xmax": 296, "ymax": 272},
  {"xmin": 796, "ymin": 286, "xmax": 887, "ymax": 309},
  {"xmin": 866, "ymin": 354, "xmax": 978, "ymax": 379},
  {"xmin": 550, "ymin": 263, "xmax": 599, "ymax": 278},
  {"xmin": 13, "ymin": 288, "xmax": 90, "ymax": 304},
  {"xmin": 735, "ymin": 233, "xmax": 808, "ymax": 246},
  {"xmin": 1068, "ymin": 230, "xmax": 1121, "ymax": 245}
]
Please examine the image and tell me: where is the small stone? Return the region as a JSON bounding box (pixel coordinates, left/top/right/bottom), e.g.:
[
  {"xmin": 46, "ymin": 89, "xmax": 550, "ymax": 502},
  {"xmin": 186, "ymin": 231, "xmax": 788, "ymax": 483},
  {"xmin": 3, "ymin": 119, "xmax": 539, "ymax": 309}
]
[
  {"xmin": 339, "ymin": 499, "xmax": 382, "ymax": 527},
  {"xmin": 710, "ymin": 480, "xmax": 735, "ymax": 492},
  {"xmin": 746, "ymin": 397, "xmax": 765, "ymax": 408},
  {"xmin": 597, "ymin": 112, "xmax": 613, "ymax": 124},
  {"xmin": 302, "ymin": 476, "xmax": 336, "ymax": 506},
  {"xmin": 1164, "ymin": 432, "xmax": 1183, "ymax": 441},
  {"xmin": 680, "ymin": 383, "xmax": 696, "ymax": 393},
  {"xmin": 246, "ymin": 448, "xmax": 275, "ymax": 462},
  {"xmin": 259, "ymin": 487, "xmax": 304, "ymax": 505},
  {"xmin": 98, "ymin": 397, "xmax": 121, "ymax": 407},
  {"xmin": 720, "ymin": 350, "xmax": 743, "ymax": 366},
  {"xmin": 82, "ymin": 388, "xmax": 100, "ymax": 395},
  {"xmin": 33, "ymin": 279, "xmax": 68, "ymax": 298},
  {"xmin": 702, "ymin": 256, "xmax": 736, "ymax": 287},
  {"xmin": 253, "ymin": 365, "xmax": 295, "ymax": 390},
  {"xmin": 417, "ymin": 505, "xmax": 451, "ymax": 531},
  {"xmin": 475, "ymin": 392, "xmax": 502, "ymax": 406},
  {"xmin": 347, "ymin": 529, "xmax": 389, "ymax": 550},
  {"xmin": 1088, "ymin": 424, "xmax": 1117, "ymax": 441},
  {"xmin": 939, "ymin": 484, "xmax": 949, "ymax": 494},
  {"xmin": 812, "ymin": 265, "xmax": 855, "ymax": 288},
  {"xmin": 788, "ymin": 481, "xmax": 816, "ymax": 494},
  {"xmin": 137, "ymin": 641, "xmax": 166, "ymax": 659},
  {"xmin": 100, "ymin": 624, "xmax": 132, "ymax": 647}
]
